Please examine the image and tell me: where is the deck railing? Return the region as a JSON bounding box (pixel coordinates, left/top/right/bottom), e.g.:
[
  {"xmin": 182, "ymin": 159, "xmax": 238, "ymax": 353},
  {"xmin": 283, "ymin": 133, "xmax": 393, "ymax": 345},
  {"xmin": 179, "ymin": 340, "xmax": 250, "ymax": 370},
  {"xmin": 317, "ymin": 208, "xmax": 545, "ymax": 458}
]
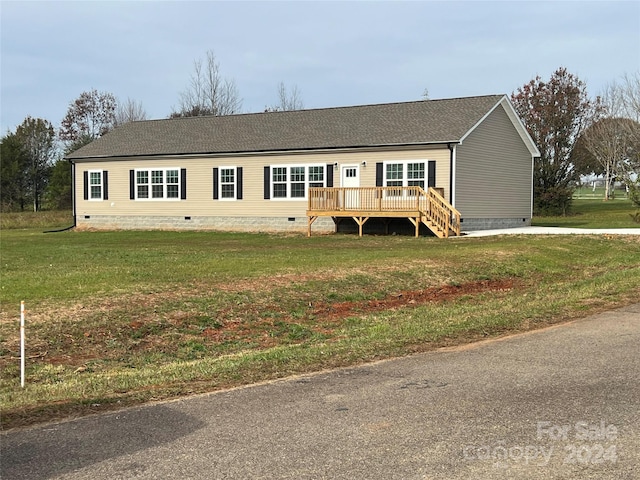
[
  {"xmin": 425, "ymin": 187, "xmax": 461, "ymax": 237},
  {"xmin": 308, "ymin": 186, "xmax": 461, "ymax": 237},
  {"xmin": 308, "ymin": 186, "xmax": 428, "ymax": 212}
]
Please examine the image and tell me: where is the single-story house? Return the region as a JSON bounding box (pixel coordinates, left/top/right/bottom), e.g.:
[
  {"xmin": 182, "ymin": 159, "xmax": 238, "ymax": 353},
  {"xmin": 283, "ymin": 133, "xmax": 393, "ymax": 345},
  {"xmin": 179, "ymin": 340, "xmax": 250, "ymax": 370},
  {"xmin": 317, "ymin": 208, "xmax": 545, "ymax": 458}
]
[{"xmin": 66, "ymin": 94, "xmax": 539, "ymax": 236}]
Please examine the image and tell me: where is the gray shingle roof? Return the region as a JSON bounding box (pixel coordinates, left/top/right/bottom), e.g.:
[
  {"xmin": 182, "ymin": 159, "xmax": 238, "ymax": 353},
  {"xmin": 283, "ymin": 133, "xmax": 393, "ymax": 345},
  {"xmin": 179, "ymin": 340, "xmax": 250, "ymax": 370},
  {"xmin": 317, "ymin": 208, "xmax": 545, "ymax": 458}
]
[{"xmin": 66, "ymin": 95, "xmax": 505, "ymax": 160}]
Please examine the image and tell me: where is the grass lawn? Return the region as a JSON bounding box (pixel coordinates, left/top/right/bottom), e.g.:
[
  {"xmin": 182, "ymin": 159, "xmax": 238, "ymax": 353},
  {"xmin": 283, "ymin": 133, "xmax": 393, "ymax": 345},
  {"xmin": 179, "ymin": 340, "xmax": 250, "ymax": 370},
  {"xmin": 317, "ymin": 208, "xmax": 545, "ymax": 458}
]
[
  {"xmin": 1, "ymin": 208, "xmax": 639, "ymax": 430},
  {"xmin": 532, "ymin": 199, "xmax": 640, "ymax": 228}
]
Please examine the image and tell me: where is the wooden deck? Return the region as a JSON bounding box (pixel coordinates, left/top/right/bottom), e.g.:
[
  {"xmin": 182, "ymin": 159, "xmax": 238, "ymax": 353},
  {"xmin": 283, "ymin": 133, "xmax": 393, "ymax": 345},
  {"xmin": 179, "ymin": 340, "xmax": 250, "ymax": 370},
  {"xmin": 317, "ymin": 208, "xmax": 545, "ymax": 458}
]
[{"xmin": 307, "ymin": 186, "xmax": 461, "ymax": 238}]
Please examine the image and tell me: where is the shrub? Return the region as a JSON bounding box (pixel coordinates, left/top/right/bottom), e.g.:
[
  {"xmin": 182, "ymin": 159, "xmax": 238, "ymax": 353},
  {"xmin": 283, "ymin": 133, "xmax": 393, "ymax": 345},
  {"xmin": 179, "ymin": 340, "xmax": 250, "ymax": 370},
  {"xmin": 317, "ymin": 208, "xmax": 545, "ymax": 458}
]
[{"xmin": 534, "ymin": 186, "xmax": 574, "ymax": 216}]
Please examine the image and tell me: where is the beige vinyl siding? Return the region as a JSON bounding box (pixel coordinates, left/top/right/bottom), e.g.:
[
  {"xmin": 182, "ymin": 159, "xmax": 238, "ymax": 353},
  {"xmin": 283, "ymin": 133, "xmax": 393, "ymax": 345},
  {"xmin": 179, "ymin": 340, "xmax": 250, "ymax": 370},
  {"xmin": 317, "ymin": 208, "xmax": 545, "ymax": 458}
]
[
  {"xmin": 455, "ymin": 105, "xmax": 533, "ymax": 218},
  {"xmin": 74, "ymin": 146, "xmax": 451, "ymax": 219}
]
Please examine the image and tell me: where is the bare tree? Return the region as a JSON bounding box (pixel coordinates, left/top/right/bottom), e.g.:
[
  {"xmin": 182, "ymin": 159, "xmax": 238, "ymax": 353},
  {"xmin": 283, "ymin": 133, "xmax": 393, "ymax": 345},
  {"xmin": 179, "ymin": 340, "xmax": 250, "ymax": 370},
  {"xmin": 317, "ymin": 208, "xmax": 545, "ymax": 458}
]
[
  {"xmin": 171, "ymin": 50, "xmax": 242, "ymax": 117},
  {"xmin": 277, "ymin": 82, "xmax": 305, "ymax": 111},
  {"xmin": 619, "ymin": 72, "xmax": 640, "ymax": 200},
  {"xmin": 621, "ymin": 72, "xmax": 640, "ymax": 173},
  {"xmin": 574, "ymin": 74, "xmax": 640, "ymax": 199},
  {"xmin": 577, "ymin": 117, "xmax": 640, "ymax": 199},
  {"xmin": 621, "ymin": 72, "xmax": 640, "ymax": 121},
  {"xmin": 115, "ymin": 97, "xmax": 148, "ymax": 126},
  {"xmin": 264, "ymin": 82, "xmax": 304, "ymax": 112}
]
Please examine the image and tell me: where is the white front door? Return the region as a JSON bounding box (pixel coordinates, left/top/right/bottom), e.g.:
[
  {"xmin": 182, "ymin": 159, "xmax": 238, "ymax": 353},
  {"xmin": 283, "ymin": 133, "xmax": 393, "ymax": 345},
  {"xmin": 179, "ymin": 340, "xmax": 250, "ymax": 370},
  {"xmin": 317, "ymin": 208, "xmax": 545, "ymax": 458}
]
[
  {"xmin": 341, "ymin": 165, "xmax": 360, "ymax": 188},
  {"xmin": 341, "ymin": 165, "xmax": 360, "ymax": 208}
]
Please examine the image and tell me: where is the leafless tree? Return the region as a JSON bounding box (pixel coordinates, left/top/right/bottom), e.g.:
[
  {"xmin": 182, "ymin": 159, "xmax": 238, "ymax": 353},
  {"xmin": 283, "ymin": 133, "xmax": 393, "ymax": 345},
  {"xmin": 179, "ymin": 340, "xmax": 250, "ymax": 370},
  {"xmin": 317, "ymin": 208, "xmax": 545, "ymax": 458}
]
[
  {"xmin": 278, "ymin": 82, "xmax": 304, "ymax": 111},
  {"xmin": 265, "ymin": 82, "xmax": 304, "ymax": 112},
  {"xmin": 171, "ymin": 50, "xmax": 242, "ymax": 117},
  {"xmin": 575, "ymin": 74, "xmax": 640, "ymax": 199},
  {"xmin": 621, "ymin": 72, "xmax": 640, "ymax": 121},
  {"xmin": 115, "ymin": 97, "xmax": 148, "ymax": 126},
  {"xmin": 578, "ymin": 117, "xmax": 640, "ymax": 199},
  {"xmin": 620, "ymin": 72, "xmax": 640, "ymax": 197}
]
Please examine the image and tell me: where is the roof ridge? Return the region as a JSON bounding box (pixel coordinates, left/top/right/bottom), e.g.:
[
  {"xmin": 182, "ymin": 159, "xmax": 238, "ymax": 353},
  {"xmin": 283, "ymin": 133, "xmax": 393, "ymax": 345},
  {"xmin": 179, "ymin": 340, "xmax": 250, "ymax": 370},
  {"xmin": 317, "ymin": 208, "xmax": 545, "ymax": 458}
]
[
  {"xmin": 134, "ymin": 94, "xmax": 506, "ymax": 124},
  {"xmin": 67, "ymin": 94, "xmax": 513, "ymax": 160}
]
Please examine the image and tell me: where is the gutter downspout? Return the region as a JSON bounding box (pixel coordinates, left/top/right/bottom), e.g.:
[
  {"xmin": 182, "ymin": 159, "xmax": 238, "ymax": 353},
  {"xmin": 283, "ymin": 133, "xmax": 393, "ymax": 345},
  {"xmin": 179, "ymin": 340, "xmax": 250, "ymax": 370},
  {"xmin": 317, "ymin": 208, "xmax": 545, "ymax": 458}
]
[
  {"xmin": 531, "ymin": 156, "xmax": 538, "ymax": 220},
  {"xmin": 44, "ymin": 159, "xmax": 76, "ymax": 233},
  {"xmin": 447, "ymin": 143, "xmax": 457, "ymax": 206},
  {"xmin": 71, "ymin": 159, "xmax": 77, "ymax": 229}
]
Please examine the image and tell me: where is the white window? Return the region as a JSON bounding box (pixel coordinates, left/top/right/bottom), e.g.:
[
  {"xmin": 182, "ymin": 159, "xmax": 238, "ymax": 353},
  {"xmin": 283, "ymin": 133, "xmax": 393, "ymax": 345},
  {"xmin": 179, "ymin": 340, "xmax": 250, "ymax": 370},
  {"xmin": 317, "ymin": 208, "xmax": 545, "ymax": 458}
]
[
  {"xmin": 386, "ymin": 163, "xmax": 404, "ymax": 188},
  {"xmin": 271, "ymin": 164, "xmax": 325, "ymax": 199},
  {"xmin": 385, "ymin": 161, "xmax": 426, "ymax": 188},
  {"xmin": 136, "ymin": 168, "xmax": 180, "ymax": 200},
  {"xmin": 290, "ymin": 166, "xmax": 305, "ymax": 198},
  {"xmin": 407, "ymin": 162, "xmax": 425, "ymax": 189},
  {"xmin": 88, "ymin": 170, "xmax": 103, "ymax": 200},
  {"xmin": 272, "ymin": 167, "xmax": 288, "ymax": 198},
  {"xmin": 220, "ymin": 167, "xmax": 236, "ymax": 199}
]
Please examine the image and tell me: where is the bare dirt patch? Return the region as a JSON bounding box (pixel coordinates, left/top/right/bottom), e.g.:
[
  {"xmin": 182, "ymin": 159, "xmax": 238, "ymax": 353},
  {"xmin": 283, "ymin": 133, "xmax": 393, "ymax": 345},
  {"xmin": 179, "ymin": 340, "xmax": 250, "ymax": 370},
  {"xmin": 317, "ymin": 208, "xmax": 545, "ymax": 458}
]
[
  {"xmin": 311, "ymin": 278, "xmax": 515, "ymax": 322},
  {"xmin": 1, "ymin": 275, "xmax": 516, "ymax": 372}
]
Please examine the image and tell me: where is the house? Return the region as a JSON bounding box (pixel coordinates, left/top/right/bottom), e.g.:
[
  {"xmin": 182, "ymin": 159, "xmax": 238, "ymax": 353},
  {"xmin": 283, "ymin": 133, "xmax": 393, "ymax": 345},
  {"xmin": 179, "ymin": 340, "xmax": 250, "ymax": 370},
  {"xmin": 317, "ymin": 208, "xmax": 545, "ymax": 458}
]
[{"xmin": 66, "ymin": 95, "xmax": 539, "ymax": 236}]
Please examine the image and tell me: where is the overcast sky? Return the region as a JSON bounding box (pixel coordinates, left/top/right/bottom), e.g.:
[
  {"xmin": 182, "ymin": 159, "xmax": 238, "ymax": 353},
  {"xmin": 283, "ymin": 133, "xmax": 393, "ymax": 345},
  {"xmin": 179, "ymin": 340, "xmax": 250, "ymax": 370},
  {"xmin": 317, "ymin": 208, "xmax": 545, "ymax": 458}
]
[{"xmin": 1, "ymin": 1, "xmax": 639, "ymax": 135}]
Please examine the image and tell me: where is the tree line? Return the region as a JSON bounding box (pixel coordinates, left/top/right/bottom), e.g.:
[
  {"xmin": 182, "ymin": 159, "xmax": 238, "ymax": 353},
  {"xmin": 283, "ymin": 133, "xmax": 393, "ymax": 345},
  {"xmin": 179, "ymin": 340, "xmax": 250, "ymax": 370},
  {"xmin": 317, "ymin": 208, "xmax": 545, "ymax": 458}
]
[
  {"xmin": 1, "ymin": 90, "xmax": 151, "ymax": 212},
  {"xmin": 2, "ymin": 50, "xmax": 639, "ymax": 215},
  {"xmin": 0, "ymin": 51, "xmax": 303, "ymax": 212}
]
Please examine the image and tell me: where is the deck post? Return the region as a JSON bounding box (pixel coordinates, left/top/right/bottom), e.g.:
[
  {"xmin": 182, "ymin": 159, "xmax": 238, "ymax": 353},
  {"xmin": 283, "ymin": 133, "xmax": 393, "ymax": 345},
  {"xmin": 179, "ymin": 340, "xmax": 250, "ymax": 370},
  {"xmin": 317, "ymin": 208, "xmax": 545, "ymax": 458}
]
[
  {"xmin": 408, "ymin": 217, "xmax": 420, "ymax": 237},
  {"xmin": 307, "ymin": 215, "xmax": 318, "ymax": 237},
  {"xmin": 353, "ymin": 216, "xmax": 369, "ymax": 237}
]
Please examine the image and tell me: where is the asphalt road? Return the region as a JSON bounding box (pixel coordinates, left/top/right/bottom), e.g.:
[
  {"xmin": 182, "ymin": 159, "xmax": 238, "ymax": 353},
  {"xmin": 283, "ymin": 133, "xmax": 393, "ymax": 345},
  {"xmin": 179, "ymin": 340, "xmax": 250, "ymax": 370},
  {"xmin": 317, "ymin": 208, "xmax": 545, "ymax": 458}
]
[{"xmin": 2, "ymin": 303, "xmax": 639, "ymax": 480}]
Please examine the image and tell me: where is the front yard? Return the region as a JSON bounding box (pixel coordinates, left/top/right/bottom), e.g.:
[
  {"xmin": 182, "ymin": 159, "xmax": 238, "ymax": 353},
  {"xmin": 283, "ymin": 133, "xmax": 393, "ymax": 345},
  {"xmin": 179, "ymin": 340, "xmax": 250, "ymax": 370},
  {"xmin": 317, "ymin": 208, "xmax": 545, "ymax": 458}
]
[{"xmin": 1, "ymin": 225, "xmax": 639, "ymax": 429}]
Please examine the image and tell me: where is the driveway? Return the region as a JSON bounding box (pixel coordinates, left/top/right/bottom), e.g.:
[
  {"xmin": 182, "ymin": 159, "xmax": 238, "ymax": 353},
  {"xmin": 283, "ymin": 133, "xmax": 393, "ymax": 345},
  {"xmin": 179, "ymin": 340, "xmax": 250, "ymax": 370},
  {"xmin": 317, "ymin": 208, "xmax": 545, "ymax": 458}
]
[
  {"xmin": 463, "ymin": 226, "xmax": 640, "ymax": 236},
  {"xmin": 2, "ymin": 304, "xmax": 639, "ymax": 479}
]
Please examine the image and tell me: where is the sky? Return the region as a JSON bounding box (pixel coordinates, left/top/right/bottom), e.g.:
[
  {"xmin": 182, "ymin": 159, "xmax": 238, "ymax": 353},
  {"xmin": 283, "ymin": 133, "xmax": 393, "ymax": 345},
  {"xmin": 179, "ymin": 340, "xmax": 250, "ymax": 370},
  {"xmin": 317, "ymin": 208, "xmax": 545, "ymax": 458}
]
[{"xmin": 1, "ymin": 0, "xmax": 639, "ymax": 135}]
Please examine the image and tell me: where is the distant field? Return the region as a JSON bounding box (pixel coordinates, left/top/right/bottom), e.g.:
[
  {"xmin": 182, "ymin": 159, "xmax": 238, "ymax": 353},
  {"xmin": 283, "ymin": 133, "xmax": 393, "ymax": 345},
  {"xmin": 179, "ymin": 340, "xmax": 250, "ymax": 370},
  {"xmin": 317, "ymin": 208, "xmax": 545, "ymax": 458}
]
[
  {"xmin": 573, "ymin": 186, "xmax": 628, "ymax": 200},
  {"xmin": 573, "ymin": 186, "xmax": 630, "ymax": 200},
  {"xmin": 1, "ymin": 206, "xmax": 639, "ymax": 429}
]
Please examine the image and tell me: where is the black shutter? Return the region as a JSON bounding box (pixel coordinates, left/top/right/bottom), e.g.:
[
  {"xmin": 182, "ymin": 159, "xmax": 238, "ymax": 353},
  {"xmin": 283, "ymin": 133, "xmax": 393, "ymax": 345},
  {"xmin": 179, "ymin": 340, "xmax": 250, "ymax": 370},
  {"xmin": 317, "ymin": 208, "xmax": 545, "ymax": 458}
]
[
  {"xmin": 129, "ymin": 170, "xmax": 135, "ymax": 199},
  {"xmin": 83, "ymin": 171, "xmax": 89, "ymax": 200},
  {"xmin": 213, "ymin": 168, "xmax": 219, "ymax": 200},
  {"xmin": 180, "ymin": 168, "xmax": 187, "ymax": 199},
  {"xmin": 264, "ymin": 166, "xmax": 270, "ymax": 199},
  {"xmin": 103, "ymin": 171, "xmax": 109, "ymax": 200},
  {"xmin": 237, "ymin": 167, "xmax": 243, "ymax": 200},
  {"xmin": 376, "ymin": 162, "xmax": 383, "ymax": 187},
  {"xmin": 427, "ymin": 161, "xmax": 436, "ymax": 188},
  {"xmin": 326, "ymin": 164, "xmax": 334, "ymax": 187}
]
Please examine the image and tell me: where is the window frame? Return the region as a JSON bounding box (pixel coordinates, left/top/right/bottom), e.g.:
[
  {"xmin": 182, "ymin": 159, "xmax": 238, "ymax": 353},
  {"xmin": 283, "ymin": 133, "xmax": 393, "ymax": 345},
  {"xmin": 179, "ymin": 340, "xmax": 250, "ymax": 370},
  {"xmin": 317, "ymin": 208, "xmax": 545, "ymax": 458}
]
[
  {"xmin": 383, "ymin": 161, "xmax": 428, "ymax": 188},
  {"xmin": 269, "ymin": 164, "xmax": 326, "ymax": 200},
  {"xmin": 383, "ymin": 160, "xmax": 428, "ymax": 197},
  {"xmin": 218, "ymin": 166, "xmax": 238, "ymax": 201},
  {"xmin": 87, "ymin": 170, "xmax": 104, "ymax": 201},
  {"xmin": 134, "ymin": 167, "xmax": 181, "ymax": 201}
]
